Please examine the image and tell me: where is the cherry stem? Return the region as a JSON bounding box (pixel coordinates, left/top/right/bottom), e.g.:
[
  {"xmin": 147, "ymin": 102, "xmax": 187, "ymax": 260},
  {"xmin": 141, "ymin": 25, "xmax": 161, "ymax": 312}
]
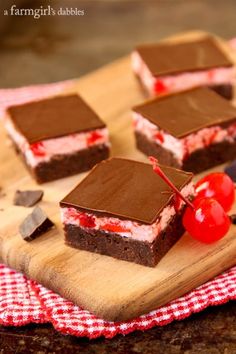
[{"xmin": 149, "ymin": 156, "xmax": 195, "ymax": 210}]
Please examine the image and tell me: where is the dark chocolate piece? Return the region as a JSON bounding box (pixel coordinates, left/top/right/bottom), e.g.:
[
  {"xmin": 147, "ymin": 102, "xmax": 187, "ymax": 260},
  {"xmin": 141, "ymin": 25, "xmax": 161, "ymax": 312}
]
[
  {"xmin": 8, "ymin": 94, "xmax": 105, "ymax": 144},
  {"xmin": 133, "ymin": 87, "xmax": 236, "ymax": 138},
  {"xmin": 136, "ymin": 37, "xmax": 233, "ymax": 77},
  {"xmin": 19, "ymin": 206, "xmax": 54, "ymax": 241},
  {"xmin": 136, "ymin": 131, "xmax": 236, "ymax": 174},
  {"xmin": 14, "ymin": 190, "xmax": 44, "ymax": 207},
  {"xmin": 224, "ymin": 160, "xmax": 236, "ymax": 182},
  {"xmin": 64, "ymin": 209, "xmax": 185, "ymax": 267},
  {"xmin": 60, "ymin": 158, "xmax": 192, "ymax": 224},
  {"xmin": 229, "ymin": 214, "xmax": 236, "ymax": 225}
]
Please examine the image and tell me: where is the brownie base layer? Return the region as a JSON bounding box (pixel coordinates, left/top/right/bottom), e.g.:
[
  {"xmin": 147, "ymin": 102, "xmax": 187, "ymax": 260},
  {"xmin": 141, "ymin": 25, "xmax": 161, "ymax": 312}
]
[
  {"xmin": 182, "ymin": 140, "xmax": 236, "ymax": 173},
  {"xmin": 64, "ymin": 211, "xmax": 185, "ymax": 267},
  {"xmin": 13, "ymin": 142, "xmax": 109, "ymax": 184},
  {"xmin": 135, "ymin": 131, "xmax": 236, "ymax": 174},
  {"xmin": 210, "ymin": 84, "xmax": 233, "ymax": 100},
  {"xmin": 135, "ymin": 131, "xmax": 181, "ymax": 169}
]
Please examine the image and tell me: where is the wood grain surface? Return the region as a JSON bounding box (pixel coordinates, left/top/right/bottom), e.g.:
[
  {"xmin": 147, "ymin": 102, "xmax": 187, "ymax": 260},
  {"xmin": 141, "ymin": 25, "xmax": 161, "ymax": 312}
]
[{"xmin": 0, "ymin": 31, "xmax": 235, "ymax": 322}]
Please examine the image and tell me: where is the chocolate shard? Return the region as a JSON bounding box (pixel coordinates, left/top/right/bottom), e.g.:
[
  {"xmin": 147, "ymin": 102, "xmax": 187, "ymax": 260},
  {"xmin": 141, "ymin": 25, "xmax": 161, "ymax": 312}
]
[
  {"xmin": 224, "ymin": 160, "xmax": 236, "ymax": 182},
  {"xmin": 230, "ymin": 214, "xmax": 236, "ymax": 225},
  {"xmin": 14, "ymin": 190, "xmax": 44, "ymax": 207},
  {"xmin": 19, "ymin": 206, "xmax": 54, "ymax": 241}
]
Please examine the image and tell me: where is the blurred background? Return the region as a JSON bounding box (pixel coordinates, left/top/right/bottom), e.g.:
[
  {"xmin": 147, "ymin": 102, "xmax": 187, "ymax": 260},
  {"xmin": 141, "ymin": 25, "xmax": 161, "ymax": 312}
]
[{"xmin": 0, "ymin": 0, "xmax": 236, "ymax": 88}]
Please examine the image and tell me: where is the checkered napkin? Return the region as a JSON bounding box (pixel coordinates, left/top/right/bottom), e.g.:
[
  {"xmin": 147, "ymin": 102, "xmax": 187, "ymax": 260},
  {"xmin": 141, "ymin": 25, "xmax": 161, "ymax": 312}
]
[
  {"xmin": 0, "ymin": 264, "xmax": 235, "ymax": 339},
  {"xmin": 0, "ymin": 80, "xmax": 75, "ymax": 119},
  {"xmin": 0, "ymin": 46, "xmax": 236, "ymax": 337}
]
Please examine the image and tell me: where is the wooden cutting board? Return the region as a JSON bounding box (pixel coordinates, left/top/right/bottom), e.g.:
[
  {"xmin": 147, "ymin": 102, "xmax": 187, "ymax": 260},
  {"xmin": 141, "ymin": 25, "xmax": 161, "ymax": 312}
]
[{"xmin": 0, "ymin": 31, "xmax": 235, "ymax": 322}]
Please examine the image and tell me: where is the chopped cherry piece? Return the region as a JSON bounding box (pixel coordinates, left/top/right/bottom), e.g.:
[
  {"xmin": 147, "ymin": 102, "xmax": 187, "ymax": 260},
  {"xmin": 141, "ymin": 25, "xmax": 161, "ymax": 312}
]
[
  {"xmin": 154, "ymin": 132, "xmax": 164, "ymax": 143},
  {"xmin": 207, "ymin": 70, "xmax": 214, "ymax": 80},
  {"xmin": 182, "ymin": 141, "xmax": 189, "ymax": 161},
  {"xmin": 101, "ymin": 223, "xmax": 130, "ymax": 233},
  {"xmin": 183, "ymin": 197, "xmax": 230, "ymax": 243},
  {"xmin": 202, "ymin": 128, "xmax": 220, "ymax": 146},
  {"xmin": 87, "ymin": 131, "xmax": 102, "ymax": 145},
  {"xmin": 195, "ymin": 173, "xmax": 235, "ymax": 212},
  {"xmin": 206, "ymin": 131, "xmax": 218, "ymax": 145},
  {"xmin": 30, "ymin": 142, "xmax": 46, "ymax": 157},
  {"xmin": 68, "ymin": 209, "xmax": 96, "ymax": 228},
  {"xmin": 78, "ymin": 213, "xmax": 96, "ymax": 228},
  {"xmin": 154, "ymin": 80, "xmax": 167, "ymax": 94},
  {"xmin": 228, "ymin": 123, "xmax": 236, "ymax": 136}
]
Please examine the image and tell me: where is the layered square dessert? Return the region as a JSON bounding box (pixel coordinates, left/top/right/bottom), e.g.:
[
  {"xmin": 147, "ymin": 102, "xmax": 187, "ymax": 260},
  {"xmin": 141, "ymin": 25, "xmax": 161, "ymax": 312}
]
[
  {"xmin": 133, "ymin": 87, "xmax": 236, "ymax": 174},
  {"xmin": 132, "ymin": 37, "xmax": 235, "ymax": 99},
  {"xmin": 5, "ymin": 95, "xmax": 110, "ymax": 183},
  {"xmin": 60, "ymin": 158, "xmax": 193, "ymax": 267}
]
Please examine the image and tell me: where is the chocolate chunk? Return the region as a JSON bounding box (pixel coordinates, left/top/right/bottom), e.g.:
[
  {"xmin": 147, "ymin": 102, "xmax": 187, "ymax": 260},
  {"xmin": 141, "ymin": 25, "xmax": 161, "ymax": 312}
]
[
  {"xmin": 19, "ymin": 206, "xmax": 54, "ymax": 241},
  {"xmin": 14, "ymin": 190, "xmax": 44, "ymax": 207},
  {"xmin": 230, "ymin": 214, "xmax": 236, "ymax": 225},
  {"xmin": 224, "ymin": 160, "xmax": 236, "ymax": 182}
]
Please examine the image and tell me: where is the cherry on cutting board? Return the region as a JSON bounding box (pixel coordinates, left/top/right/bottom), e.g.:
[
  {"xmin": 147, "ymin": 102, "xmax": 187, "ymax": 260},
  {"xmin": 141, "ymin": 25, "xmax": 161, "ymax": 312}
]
[
  {"xmin": 182, "ymin": 197, "xmax": 231, "ymax": 243},
  {"xmin": 149, "ymin": 156, "xmax": 231, "ymax": 244},
  {"xmin": 195, "ymin": 172, "xmax": 235, "ymax": 212}
]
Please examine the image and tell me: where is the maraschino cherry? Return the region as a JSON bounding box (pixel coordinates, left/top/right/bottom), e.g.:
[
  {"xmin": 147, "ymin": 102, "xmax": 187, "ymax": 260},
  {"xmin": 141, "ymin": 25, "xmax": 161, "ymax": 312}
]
[
  {"xmin": 182, "ymin": 197, "xmax": 230, "ymax": 243},
  {"xmin": 149, "ymin": 157, "xmax": 231, "ymax": 244},
  {"xmin": 195, "ymin": 172, "xmax": 235, "ymax": 212}
]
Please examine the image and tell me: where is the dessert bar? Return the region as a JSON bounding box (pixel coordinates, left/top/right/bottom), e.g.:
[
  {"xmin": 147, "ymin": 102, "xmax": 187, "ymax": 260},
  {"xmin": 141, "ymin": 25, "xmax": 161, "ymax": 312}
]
[
  {"xmin": 133, "ymin": 87, "xmax": 236, "ymax": 174},
  {"xmin": 132, "ymin": 37, "xmax": 235, "ymax": 99},
  {"xmin": 60, "ymin": 158, "xmax": 193, "ymax": 267},
  {"xmin": 5, "ymin": 95, "xmax": 110, "ymax": 183}
]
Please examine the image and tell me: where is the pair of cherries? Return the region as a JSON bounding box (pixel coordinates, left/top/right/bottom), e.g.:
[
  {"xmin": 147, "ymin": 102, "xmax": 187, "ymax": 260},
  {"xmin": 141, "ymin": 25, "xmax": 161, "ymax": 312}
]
[{"xmin": 149, "ymin": 157, "xmax": 235, "ymax": 244}]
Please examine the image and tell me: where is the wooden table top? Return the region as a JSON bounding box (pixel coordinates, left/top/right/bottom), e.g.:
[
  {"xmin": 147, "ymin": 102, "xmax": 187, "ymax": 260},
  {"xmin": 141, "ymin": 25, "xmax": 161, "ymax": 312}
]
[{"xmin": 0, "ymin": 0, "xmax": 235, "ymax": 352}]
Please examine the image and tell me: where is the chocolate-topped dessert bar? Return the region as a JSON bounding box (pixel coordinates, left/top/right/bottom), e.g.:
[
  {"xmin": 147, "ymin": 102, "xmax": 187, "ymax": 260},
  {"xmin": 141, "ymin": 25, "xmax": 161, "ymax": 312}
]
[
  {"xmin": 5, "ymin": 95, "xmax": 110, "ymax": 183},
  {"xmin": 132, "ymin": 37, "xmax": 235, "ymax": 99},
  {"xmin": 60, "ymin": 158, "xmax": 193, "ymax": 267},
  {"xmin": 133, "ymin": 87, "xmax": 236, "ymax": 174}
]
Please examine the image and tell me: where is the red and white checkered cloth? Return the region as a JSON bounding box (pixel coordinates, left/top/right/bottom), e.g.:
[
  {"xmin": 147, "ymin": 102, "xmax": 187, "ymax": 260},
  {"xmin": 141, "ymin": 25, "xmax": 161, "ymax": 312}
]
[
  {"xmin": 0, "ymin": 80, "xmax": 75, "ymax": 119},
  {"xmin": 0, "ymin": 42, "xmax": 236, "ymax": 337},
  {"xmin": 0, "ymin": 264, "xmax": 235, "ymax": 339}
]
